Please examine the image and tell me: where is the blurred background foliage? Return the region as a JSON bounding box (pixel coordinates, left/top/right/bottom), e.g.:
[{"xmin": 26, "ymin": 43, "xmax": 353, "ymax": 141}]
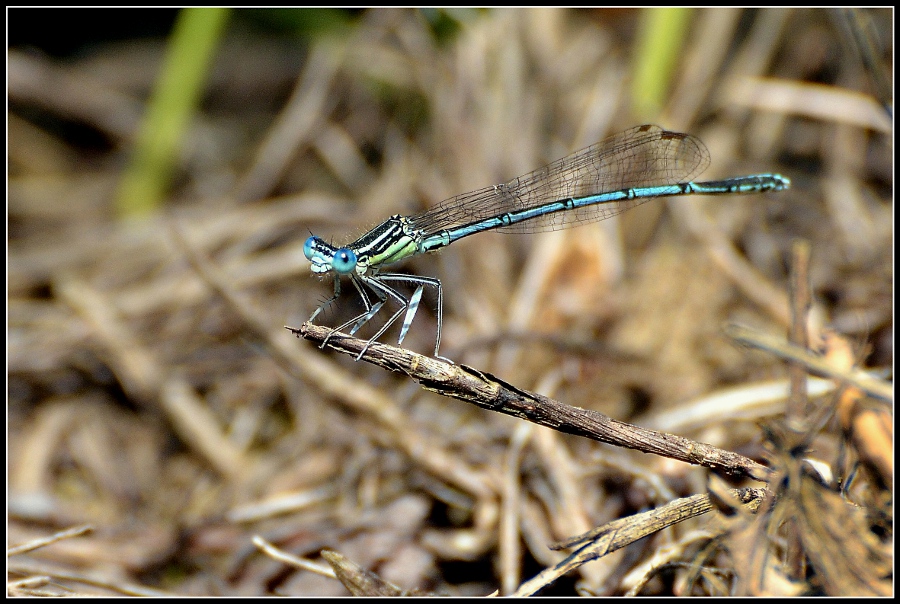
[{"xmin": 8, "ymin": 7, "xmax": 892, "ymax": 597}]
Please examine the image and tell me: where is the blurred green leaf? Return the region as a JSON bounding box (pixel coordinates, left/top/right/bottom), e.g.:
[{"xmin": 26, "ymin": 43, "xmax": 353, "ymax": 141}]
[
  {"xmin": 116, "ymin": 7, "xmax": 231, "ymax": 218},
  {"xmin": 631, "ymin": 7, "xmax": 692, "ymax": 120}
]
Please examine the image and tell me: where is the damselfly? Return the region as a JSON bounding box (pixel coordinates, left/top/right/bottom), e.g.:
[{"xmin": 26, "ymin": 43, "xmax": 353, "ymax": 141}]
[{"xmin": 304, "ymin": 125, "xmax": 790, "ymax": 358}]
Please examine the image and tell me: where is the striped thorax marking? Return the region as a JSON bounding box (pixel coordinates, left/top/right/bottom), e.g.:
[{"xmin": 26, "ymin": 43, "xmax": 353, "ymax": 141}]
[{"xmin": 353, "ymin": 215, "xmax": 422, "ymax": 270}]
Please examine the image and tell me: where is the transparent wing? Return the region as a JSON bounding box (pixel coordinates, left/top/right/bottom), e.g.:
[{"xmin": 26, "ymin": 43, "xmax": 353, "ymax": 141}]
[{"xmin": 408, "ymin": 124, "xmax": 711, "ymax": 235}]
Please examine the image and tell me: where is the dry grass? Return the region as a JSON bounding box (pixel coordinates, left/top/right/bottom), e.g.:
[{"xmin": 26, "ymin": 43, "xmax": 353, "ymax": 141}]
[{"xmin": 8, "ymin": 8, "xmax": 892, "ymax": 596}]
